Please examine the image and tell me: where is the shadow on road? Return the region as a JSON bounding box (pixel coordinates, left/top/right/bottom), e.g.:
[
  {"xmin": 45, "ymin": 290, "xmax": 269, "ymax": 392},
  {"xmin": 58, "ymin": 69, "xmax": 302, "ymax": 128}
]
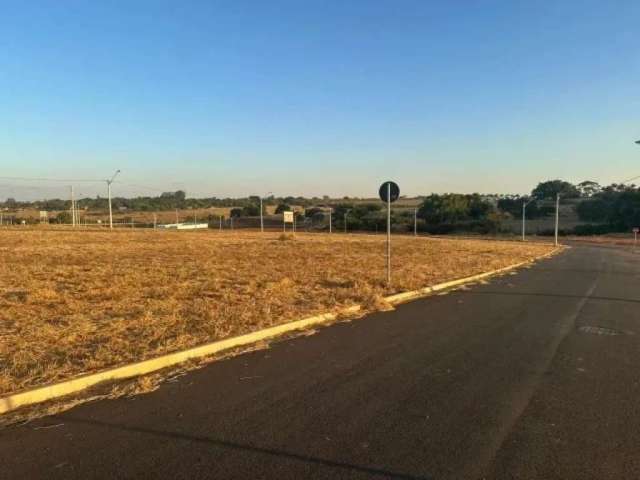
[{"xmin": 58, "ymin": 414, "xmax": 434, "ymax": 480}]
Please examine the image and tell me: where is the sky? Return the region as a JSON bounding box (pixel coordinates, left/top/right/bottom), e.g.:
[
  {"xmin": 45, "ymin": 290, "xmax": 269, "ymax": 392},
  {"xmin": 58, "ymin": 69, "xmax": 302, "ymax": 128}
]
[{"xmin": 1, "ymin": 0, "xmax": 639, "ymax": 200}]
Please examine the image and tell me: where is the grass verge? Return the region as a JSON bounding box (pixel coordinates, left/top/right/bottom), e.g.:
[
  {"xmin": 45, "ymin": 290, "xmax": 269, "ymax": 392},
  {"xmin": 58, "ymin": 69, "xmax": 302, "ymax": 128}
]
[{"xmin": 0, "ymin": 229, "xmax": 555, "ymax": 396}]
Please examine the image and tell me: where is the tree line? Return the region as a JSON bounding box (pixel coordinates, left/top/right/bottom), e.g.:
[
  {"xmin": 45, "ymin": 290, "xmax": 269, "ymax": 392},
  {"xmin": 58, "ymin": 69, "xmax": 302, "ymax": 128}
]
[{"xmin": 3, "ymin": 179, "xmax": 639, "ymax": 234}]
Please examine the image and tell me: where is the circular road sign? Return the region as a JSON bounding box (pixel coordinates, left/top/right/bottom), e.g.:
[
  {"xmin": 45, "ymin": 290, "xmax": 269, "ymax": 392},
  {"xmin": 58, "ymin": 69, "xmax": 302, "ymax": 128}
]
[{"xmin": 379, "ymin": 181, "xmax": 400, "ymax": 203}]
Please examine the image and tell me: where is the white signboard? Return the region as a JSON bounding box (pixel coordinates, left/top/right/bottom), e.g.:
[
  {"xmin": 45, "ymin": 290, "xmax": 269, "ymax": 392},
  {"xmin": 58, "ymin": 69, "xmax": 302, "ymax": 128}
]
[{"xmin": 283, "ymin": 211, "xmax": 294, "ymax": 223}]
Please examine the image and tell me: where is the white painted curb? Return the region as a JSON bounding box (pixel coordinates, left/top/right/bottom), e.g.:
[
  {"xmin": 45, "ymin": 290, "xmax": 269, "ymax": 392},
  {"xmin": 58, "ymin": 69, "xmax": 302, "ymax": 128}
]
[{"xmin": 0, "ymin": 247, "xmax": 562, "ymax": 415}]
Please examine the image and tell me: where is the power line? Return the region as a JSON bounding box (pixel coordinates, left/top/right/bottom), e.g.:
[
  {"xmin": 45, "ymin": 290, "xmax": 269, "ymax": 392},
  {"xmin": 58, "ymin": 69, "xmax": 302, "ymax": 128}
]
[
  {"xmin": 619, "ymin": 175, "xmax": 640, "ymax": 185},
  {"xmin": 114, "ymin": 182, "xmax": 168, "ymax": 193},
  {"xmin": 0, "ymin": 176, "xmax": 103, "ymax": 183}
]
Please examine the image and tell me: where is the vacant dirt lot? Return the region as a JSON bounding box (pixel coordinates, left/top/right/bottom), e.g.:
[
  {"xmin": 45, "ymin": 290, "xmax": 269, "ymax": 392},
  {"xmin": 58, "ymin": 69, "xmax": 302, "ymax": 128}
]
[{"xmin": 0, "ymin": 229, "xmax": 555, "ymax": 395}]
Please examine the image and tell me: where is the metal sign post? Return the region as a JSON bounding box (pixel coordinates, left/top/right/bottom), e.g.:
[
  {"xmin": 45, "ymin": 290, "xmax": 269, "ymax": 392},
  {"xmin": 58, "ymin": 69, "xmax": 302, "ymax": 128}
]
[
  {"xmin": 283, "ymin": 211, "xmax": 294, "ymax": 233},
  {"xmin": 387, "ymin": 183, "xmax": 391, "ymax": 285},
  {"xmin": 379, "ymin": 181, "xmax": 400, "ymax": 287},
  {"xmin": 554, "ymin": 193, "xmax": 560, "ymax": 247}
]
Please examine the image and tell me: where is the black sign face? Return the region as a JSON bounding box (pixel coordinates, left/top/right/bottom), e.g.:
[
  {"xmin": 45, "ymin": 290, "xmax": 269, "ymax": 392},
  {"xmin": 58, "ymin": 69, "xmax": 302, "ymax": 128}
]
[{"xmin": 379, "ymin": 181, "xmax": 400, "ymax": 203}]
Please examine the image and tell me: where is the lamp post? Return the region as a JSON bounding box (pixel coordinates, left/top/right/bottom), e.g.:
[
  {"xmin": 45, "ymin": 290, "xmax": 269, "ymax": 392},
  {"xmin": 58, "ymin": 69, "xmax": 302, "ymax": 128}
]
[
  {"xmin": 521, "ymin": 198, "xmax": 534, "ymax": 241},
  {"xmin": 344, "ymin": 209, "xmax": 351, "ymax": 234},
  {"xmin": 106, "ymin": 170, "xmax": 121, "ymax": 229},
  {"xmin": 260, "ymin": 192, "xmax": 272, "ymax": 233},
  {"xmin": 554, "ymin": 193, "xmax": 560, "ymax": 247}
]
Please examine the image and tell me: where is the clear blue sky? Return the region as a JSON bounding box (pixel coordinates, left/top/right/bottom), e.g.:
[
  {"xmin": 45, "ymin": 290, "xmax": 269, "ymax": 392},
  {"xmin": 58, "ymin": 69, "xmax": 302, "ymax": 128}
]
[{"xmin": 1, "ymin": 0, "xmax": 639, "ymax": 200}]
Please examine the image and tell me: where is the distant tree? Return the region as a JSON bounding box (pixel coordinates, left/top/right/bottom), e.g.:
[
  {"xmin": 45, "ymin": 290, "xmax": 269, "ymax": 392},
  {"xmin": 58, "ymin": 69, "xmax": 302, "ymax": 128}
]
[
  {"xmin": 305, "ymin": 207, "xmax": 323, "ymax": 218},
  {"xmin": 55, "ymin": 211, "xmax": 71, "ymax": 224},
  {"xmin": 531, "ymin": 180, "xmax": 580, "ymax": 200},
  {"xmin": 230, "ymin": 208, "xmax": 243, "ymax": 218},
  {"xmin": 574, "ymin": 184, "xmax": 640, "ymax": 230},
  {"xmin": 242, "ymin": 204, "xmax": 260, "ymax": 216},
  {"xmin": 5, "ymin": 198, "xmax": 17, "ymax": 208},
  {"xmin": 418, "ymin": 194, "xmax": 492, "ymax": 224},
  {"xmin": 497, "ymin": 198, "xmax": 544, "ymax": 219},
  {"xmin": 577, "ymin": 181, "xmax": 602, "ymax": 198},
  {"xmin": 274, "ymin": 203, "xmax": 291, "ymax": 214},
  {"xmin": 575, "ymin": 198, "xmax": 610, "ymax": 222},
  {"xmin": 468, "ymin": 194, "xmax": 493, "ymax": 219}
]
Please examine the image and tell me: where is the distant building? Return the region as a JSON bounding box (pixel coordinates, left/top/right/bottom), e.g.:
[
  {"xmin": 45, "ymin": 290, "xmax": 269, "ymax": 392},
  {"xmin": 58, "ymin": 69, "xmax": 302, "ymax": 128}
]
[{"xmin": 158, "ymin": 223, "xmax": 209, "ymax": 230}]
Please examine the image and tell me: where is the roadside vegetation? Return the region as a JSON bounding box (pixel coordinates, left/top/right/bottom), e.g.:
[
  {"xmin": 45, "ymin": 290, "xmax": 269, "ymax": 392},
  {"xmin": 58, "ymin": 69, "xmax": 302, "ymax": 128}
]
[
  {"xmin": 3, "ymin": 178, "xmax": 637, "ymax": 235},
  {"xmin": 0, "ymin": 230, "xmax": 554, "ymax": 396}
]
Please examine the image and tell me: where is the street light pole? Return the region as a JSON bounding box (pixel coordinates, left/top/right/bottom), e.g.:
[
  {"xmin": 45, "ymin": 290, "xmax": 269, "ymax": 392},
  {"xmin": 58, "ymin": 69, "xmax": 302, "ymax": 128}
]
[
  {"xmin": 522, "ymin": 201, "xmax": 525, "ymax": 241},
  {"xmin": 260, "ymin": 197, "xmax": 263, "ymax": 232},
  {"xmin": 521, "ymin": 198, "xmax": 534, "ymax": 241},
  {"xmin": 554, "ymin": 193, "xmax": 560, "ymax": 247},
  {"xmin": 106, "ymin": 169, "xmax": 120, "ymax": 230},
  {"xmin": 260, "ymin": 192, "xmax": 272, "ymax": 233},
  {"xmin": 386, "ymin": 183, "xmax": 391, "ymax": 286}
]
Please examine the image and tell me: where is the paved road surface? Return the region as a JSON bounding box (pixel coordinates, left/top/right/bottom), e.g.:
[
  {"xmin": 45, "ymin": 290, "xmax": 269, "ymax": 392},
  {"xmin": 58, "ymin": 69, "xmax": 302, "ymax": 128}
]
[{"xmin": 2, "ymin": 244, "xmax": 639, "ymax": 479}]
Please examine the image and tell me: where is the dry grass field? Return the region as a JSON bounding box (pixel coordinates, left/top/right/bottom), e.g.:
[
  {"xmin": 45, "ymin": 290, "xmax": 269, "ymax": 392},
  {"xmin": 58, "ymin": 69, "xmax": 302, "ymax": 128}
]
[{"xmin": 0, "ymin": 229, "xmax": 554, "ymax": 396}]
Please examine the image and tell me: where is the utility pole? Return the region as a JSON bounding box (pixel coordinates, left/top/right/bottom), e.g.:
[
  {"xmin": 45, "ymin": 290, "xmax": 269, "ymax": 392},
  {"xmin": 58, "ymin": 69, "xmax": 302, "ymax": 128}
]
[
  {"xmin": 386, "ymin": 183, "xmax": 391, "ymax": 286},
  {"xmin": 70, "ymin": 186, "xmax": 76, "ymax": 227},
  {"xmin": 414, "ymin": 208, "xmax": 417, "ymax": 236},
  {"xmin": 106, "ymin": 170, "xmax": 120, "ymax": 230},
  {"xmin": 522, "ymin": 198, "xmax": 534, "ymax": 241},
  {"xmin": 328, "ymin": 208, "xmax": 332, "ymax": 234},
  {"xmin": 260, "ymin": 196, "xmax": 264, "ymax": 232},
  {"xmin": 554, "ymin": 193, "xmax": 560, "ymax": 247},
  {"xmin": 260, "ymin": 192, "xmax": 272, "ymax": 233}
]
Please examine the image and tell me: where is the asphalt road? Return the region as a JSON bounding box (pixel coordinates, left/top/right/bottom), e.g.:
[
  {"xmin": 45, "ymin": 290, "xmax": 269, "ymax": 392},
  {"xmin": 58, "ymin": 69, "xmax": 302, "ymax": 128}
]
[{"xmin": 2, "ymin": 243, "xmax": 640, "ymax": 479}]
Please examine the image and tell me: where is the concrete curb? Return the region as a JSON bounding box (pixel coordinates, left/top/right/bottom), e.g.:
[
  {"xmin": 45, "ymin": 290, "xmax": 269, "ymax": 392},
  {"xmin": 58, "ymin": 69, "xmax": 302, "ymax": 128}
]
[{"xmin": 0, "ymin": 246, "xmax": 563, "ymax": 415}]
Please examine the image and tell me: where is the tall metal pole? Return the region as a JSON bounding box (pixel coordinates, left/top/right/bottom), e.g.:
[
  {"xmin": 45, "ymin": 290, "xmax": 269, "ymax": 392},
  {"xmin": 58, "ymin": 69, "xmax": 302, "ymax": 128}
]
[
  {"xmin": 108, "ymin": 182, "xmax": 113, "ymax": 229},
  {"xmin": 260, "ymin": 196, "xmax": 264, "ymax": 233},
  {"xmin": 414, "ymin": 208, "xmax": 417, "ymax": 236},
  {"xmin": 329, "ymin": 208, "xmax": 332, "ymax": 233},
  {"xmin": 554, "ymin": 193, "xmax": 560, "ymax": 247},
  {"xmin": 106, "ymin": 169, "xmax": 120, "ymax": 230},
  {"xmin": 70, "ymin": 186, "xmax": 76, "ymax": 227},
  {"xmin": 522, "ymin": 200, "xmax": 526, "ymax": 241},
  {"xmin": 387, "ymin": 183, "xmax": 391, "ymax": 286}
]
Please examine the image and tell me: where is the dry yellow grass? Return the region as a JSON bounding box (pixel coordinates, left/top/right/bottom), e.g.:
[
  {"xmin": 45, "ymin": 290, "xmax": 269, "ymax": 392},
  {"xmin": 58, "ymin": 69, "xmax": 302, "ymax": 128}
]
[{"xmin": 0, "ymin": 229, "xmax": 554, "ymax": 396}]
